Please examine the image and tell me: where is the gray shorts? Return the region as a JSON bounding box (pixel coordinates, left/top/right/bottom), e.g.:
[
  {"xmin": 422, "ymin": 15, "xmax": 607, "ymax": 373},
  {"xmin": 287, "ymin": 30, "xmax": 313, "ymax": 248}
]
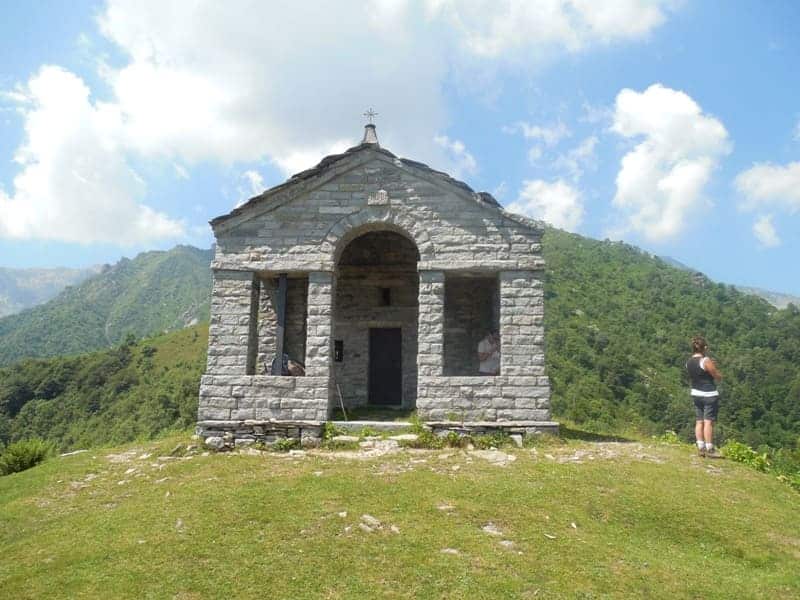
[{"xmin": 693, "ymin": 396, "xmax": 719, "ymax": 421}]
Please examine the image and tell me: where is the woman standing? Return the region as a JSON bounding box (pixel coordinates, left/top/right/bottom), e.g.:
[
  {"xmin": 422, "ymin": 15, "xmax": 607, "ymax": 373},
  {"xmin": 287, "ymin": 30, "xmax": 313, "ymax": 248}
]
[{"xmin": 686, "ymin": 335, "xmax": 723, "ymax": 457}]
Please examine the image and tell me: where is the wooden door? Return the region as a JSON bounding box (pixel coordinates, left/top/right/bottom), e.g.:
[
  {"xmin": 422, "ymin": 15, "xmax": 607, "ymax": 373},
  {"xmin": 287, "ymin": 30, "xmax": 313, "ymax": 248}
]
[{"xmin": 368, "ymin": 328, "xmax": 402, "ymax": 406}]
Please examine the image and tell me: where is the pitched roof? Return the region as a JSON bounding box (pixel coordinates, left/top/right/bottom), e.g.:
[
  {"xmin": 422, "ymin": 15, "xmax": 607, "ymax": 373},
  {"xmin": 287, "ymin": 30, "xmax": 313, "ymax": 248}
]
[{"xmin": 210, "ymin": 141, "xmax": 504, "ymax": 228}]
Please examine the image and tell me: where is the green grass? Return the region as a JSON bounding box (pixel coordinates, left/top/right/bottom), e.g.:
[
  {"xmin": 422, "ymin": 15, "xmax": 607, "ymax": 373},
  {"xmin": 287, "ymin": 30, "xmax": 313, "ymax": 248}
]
[{"xmin": 2, "ymin": 434, "xmax": 799, "ymax": 599}]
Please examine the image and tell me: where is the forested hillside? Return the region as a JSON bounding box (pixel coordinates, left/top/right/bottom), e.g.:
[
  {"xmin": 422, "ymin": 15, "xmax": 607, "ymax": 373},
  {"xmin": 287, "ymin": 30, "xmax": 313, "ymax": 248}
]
[
  {"xmin": 1, "ymin": 232, "xmax": 798, "ymax": 451},
  {"xmin": 0, "ymin": 325, "xmax": 207, "ymax": 449},
  {"xmin": 543, "ymin": 228, "xmax": 800, "ymax": 448},
  {"xmin": 0, "ymin": 246, "xmax": 212, "ymax": 367}
]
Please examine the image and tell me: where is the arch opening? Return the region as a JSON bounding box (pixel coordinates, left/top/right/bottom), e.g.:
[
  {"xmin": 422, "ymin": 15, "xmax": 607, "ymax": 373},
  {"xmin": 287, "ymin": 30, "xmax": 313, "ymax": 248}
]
[{"xmin": 332, "ymin": 230, "xmax": 419, "ymax": 414}]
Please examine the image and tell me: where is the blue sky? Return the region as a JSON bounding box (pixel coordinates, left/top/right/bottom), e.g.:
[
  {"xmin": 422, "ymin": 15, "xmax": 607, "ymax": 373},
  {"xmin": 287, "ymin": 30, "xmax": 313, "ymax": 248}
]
[{"xmin": 1, "ymin": 1, "xmax": 798, "ymax": 295}]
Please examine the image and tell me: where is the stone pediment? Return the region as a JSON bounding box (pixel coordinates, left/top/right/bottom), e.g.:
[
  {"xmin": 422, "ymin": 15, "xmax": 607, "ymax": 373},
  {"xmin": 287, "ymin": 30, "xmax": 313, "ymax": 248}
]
[{"xmin": 210, "ymin": 142, "xmax": 543, "ymax": 236}]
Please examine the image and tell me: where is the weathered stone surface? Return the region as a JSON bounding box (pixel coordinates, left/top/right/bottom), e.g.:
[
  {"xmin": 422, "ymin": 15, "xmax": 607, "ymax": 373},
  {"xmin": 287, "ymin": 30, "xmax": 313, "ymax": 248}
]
[{"xmin": 204, "ymin": 436, "xmax": 224, "ymax": 450}]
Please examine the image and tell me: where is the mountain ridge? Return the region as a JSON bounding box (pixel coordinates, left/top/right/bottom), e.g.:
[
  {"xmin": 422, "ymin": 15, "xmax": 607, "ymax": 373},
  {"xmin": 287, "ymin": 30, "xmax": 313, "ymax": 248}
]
[{"xmin": 0, "ymin": 245, "xmax": 213, "ymax": 367}]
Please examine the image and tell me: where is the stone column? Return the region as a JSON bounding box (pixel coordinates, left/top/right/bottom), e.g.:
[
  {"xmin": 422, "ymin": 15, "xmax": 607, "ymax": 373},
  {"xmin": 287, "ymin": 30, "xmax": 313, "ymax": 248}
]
[
  {"xmin": 417, "ymin": 270, "xmax": 445, "ymax": 377},
  {"xmin": 205, "ymin": 269, "xmax": 260, "ymax": 375},
  {"xmin": 305, "ymin": 271, "xmax": 333, "ymax": 378},
  {"xmin": 499, "ymin": 271, "xmax": 545, "ymax": 376}
]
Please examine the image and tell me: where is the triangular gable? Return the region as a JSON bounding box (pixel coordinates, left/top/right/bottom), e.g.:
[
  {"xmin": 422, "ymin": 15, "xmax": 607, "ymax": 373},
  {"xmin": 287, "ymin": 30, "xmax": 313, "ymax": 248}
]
[{"xmin": 211, "ymin": 143, "xmax": 543, "ymax": 235}]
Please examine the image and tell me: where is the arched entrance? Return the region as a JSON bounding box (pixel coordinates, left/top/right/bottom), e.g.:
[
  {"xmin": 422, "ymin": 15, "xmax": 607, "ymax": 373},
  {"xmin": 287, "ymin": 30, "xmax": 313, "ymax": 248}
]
[{"xmin": 333, "ymin": 229, "xmax": 420, "ymax": 412}]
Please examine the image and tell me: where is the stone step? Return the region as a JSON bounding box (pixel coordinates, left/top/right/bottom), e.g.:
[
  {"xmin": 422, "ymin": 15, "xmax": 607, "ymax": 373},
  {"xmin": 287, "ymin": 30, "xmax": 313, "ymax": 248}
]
[{"xmin": 329, "ymin": 420, "xmax": 414, "ymax": 432}]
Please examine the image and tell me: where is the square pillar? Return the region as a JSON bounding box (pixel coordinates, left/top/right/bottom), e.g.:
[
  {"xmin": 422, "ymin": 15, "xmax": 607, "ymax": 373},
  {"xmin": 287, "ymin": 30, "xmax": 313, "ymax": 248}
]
[
  {"xmin": 305, "ymin": 271, "xmax": 333, "ymax": 378},
  {"xmin": 205, "ymin": 269, "xmax": 259, "ymax": 375},
  {"xmin": 417, "ymin": 270, "xmax": 445, "ymax": 376},
  {"xmin": 499, "ymin": 271, "xmax": 545, "ymax": 376}
]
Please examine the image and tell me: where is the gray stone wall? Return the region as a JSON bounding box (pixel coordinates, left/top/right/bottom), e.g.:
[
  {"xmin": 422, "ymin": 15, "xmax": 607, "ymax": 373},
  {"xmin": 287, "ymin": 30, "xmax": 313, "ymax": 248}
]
[
  {"xmin": 206, "ymin": 270, "xmax": 258, "ymax": 375},
  {"xmin": 416, "ymin": 375, "xmax": 550, "ymax": 422},
  {"xmin": 417, "ymin": 270, "xmax": 445, "ymax": 378},
  {"xmin": 500, "ymin": 271, "xmax": 545, "ymax": 376},
  {"xmin": 198, "ymin": 374, "xmax": 329, "ymax": 421}
]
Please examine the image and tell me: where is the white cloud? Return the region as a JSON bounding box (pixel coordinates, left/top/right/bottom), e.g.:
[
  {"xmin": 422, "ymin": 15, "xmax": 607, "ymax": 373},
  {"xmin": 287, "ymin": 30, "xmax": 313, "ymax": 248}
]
[
  {"xmin": 426, "ymin": 0, "xmax": 673, "ymax": 57},
  {"xmin": 433, "ymin": 135, "xmax": 478, "ymax": 177},
  {"xmin": 553, "ymin": 135, "xmax": 598, "ymax": 179},
  {"xmin": 752, "ymin": 214, "xmax": 781, "ymax": 248},
  {"xmin": 610, "ymin": 83, "xmax": 731, "ymax": 242},
  {"xmin": 527, "ymin": 146, "xmax": 544, "ymax": 164},
  {"xmin": 505, "ymin": 121, "xmax": 571, "ymax": 146},
  {"xmin": 0, "ymin": 66, "xmax": 184, "ymax": 244},
  {"xmin": 507, "ymin": 179, "xmax": 583, "ymax": 231},
  {"xmin": 1, "ymin": 1, "xmax": 680, "ymax": 245},
  {"xmin": 734, "ymin": 161, "xmax": 800, "ymax": 213}
]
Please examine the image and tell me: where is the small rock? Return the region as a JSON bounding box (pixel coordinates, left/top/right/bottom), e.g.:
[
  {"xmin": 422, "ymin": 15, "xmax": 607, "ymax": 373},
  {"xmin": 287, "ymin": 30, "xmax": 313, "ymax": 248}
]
[
  {"xmin": 390, "ymin": 525, "xmax": 400, "ymax": 534},
  {"xmin": 437, "ymin": 503, "xmax": 455, "ymax": 511},
  {"xmin": 509, "ymin": 434, "xmax": 524, "ymax": 448},
  {"xmin": 204, "ymin": 436, "xmax": 225, "ymax": 450},
  {"xmin": 60, "ymin": 449, "xmax": 88, "ymax": 457},
  {"xmin": 440, "ymin": 548, "xmax": 460, "ymax": 555},
  {"xmin": 470, "ymin": 449, "xmax": 517, "ymax": 466},
  {"xmin": 482, "ymin": 523, "xmax": 503, "ymax": 537},
  {"xmin": 570, "ymin": 522, "xmax": 577, "ymax": 529},
  {"xmin": 451, "ymin": 465, "xmax": 460, "ymax": 471},
  {"xmin": 361, "ymin": 514, "xmax": 381, "ymax": 528},
  {"xmin": 154, "ymin": 477, "xmax": 169, "ymax": 484},
  {"xmin": 124, "ymin": 467, "xmax": 137, "ymax": 475},
  {"xmin": 313, "ymin": 471, "xmax": 323, "ymax": 477},
  {"xmin": 499, "ymin": 540, "xmax": 515, "ymax": 549},
  {"xmin": 388, "ymin": 434, "xmax": 419, "ymax": 442},
  {"xmin": 543, "ymin": 533, "xmax": 556, "ymax": 539},
  {"xmin": 358, "ymin": 523, "xmax": 374, "ymax": 533},
  {"xmin": 175, "ymin": 518, "xmax": 184, "ymax": 530},
  {"xmin": 338, "ymin": 511, "xmax": 348, "ymax": 518},
  {"xmin": 331, "ymin": 435, "xmax": 359, "ymax": 443},
  {"xmin": 117, "ymin": 480, "xmax": 129, "ymax": 486},
  {"xmin": 169, "ymin": 444, "xmax": 184, "ymax": 455},
  {"xmin": 137, "ymin": 539, "xmax": 146, "ymax": 545}
]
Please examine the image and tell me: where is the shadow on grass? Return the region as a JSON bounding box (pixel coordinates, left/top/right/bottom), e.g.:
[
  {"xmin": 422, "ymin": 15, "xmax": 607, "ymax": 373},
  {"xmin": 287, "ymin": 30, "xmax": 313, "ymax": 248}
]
[{"xmin": 558, "ymin": 426, "xmax": 636, "ymax": 443}]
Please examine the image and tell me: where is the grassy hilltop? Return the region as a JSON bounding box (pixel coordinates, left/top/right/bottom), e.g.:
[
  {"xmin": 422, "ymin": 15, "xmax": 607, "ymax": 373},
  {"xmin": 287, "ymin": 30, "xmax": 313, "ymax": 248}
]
[{"xmin": 1, "ymin": 433, "xmax": 799, "ymax": 599}]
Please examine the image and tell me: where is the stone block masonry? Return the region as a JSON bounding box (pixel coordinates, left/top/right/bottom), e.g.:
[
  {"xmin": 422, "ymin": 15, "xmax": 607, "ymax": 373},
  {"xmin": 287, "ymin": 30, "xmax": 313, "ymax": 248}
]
[{"xmin": 199, "ymin": 138, "xmax": 555, "ymax": 441}]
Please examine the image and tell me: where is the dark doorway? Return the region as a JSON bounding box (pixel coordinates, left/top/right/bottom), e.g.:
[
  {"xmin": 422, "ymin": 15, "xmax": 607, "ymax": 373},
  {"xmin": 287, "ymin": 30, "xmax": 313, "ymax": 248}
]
[{"xmin": 369, "ymin": 328, "xmax": 402, "ymax": 406}]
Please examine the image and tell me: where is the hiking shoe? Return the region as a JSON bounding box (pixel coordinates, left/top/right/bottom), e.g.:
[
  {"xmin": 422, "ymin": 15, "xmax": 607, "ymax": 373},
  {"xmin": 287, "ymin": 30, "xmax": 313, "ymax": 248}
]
[
  {"xmin": 706, "ymin": 448, "xmax": 723, "ymax": 459},
  {"xmin": 697, "ymin": 447, "xmax": 706, "ymax": 458}
]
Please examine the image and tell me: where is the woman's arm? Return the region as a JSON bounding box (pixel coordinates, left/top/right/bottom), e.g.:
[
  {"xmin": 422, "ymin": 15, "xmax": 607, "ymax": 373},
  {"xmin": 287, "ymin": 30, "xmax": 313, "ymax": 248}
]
[{"xmin": 705, "ymin": 357, "xmax": 722, "ymax": 381}]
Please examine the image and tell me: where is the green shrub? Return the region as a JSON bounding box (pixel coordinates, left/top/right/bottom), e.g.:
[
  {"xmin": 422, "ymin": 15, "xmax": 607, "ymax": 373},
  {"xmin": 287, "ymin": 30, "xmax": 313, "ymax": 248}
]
[
  {"xmin": 0, "ymin": 438, "xmax": 56, "ymax": 475},
  {"xmin": 472, "ymin": 431, "xmax": 511, "ymax": 450},
  {"xmin": 653, "ymin": 430, "xmax": 681, "ymax": 445},
  {"xmin": 322, "ymin": 422, "xmax": 345, "ymax": 441},
  {"xmin": 722, "ymin": 440, "xmax": 770, "ymax": 472},
  {"xmin": 270, "ymin": 438, "xmax": 299, "ymax": 452}
]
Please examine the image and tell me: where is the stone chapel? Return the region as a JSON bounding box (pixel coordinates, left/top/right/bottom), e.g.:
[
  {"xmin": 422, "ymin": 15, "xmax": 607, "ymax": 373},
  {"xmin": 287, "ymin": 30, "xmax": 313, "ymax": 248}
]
[{"xmin": 197, "ymin": 122, "xmax": 556, "ymax": 444}]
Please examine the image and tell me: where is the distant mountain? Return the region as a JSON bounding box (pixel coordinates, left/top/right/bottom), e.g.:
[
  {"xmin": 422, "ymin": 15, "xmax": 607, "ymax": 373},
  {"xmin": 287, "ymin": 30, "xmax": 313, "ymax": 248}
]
[
  {"xmin": 0, "ymin": 246, "xmax": 213, "ymax": 367},
  {"xmin": 733, "ymin": 286, "xmax": 800, "ymax": 310},
  {"xmin": 659, "ymin": 255, "xmax": 799, "ymax": 309},
  {"xmin": 0, "ymin": 266, "xmax": 101, "ymax": 318}
]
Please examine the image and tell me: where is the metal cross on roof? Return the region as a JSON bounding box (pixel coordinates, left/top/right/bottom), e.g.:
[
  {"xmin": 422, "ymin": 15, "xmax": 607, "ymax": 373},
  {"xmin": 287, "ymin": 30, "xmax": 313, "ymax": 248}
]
[{"xmin": 363, "ymin": 108, "xmax": 378, "ymax": 124}]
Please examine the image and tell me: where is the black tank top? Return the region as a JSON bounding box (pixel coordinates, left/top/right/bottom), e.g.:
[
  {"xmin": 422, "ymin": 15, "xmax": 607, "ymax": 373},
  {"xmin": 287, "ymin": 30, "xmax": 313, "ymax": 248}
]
[{"xmin": 686, "ymin": 356, "xmax": 717, "ymax": 393}]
